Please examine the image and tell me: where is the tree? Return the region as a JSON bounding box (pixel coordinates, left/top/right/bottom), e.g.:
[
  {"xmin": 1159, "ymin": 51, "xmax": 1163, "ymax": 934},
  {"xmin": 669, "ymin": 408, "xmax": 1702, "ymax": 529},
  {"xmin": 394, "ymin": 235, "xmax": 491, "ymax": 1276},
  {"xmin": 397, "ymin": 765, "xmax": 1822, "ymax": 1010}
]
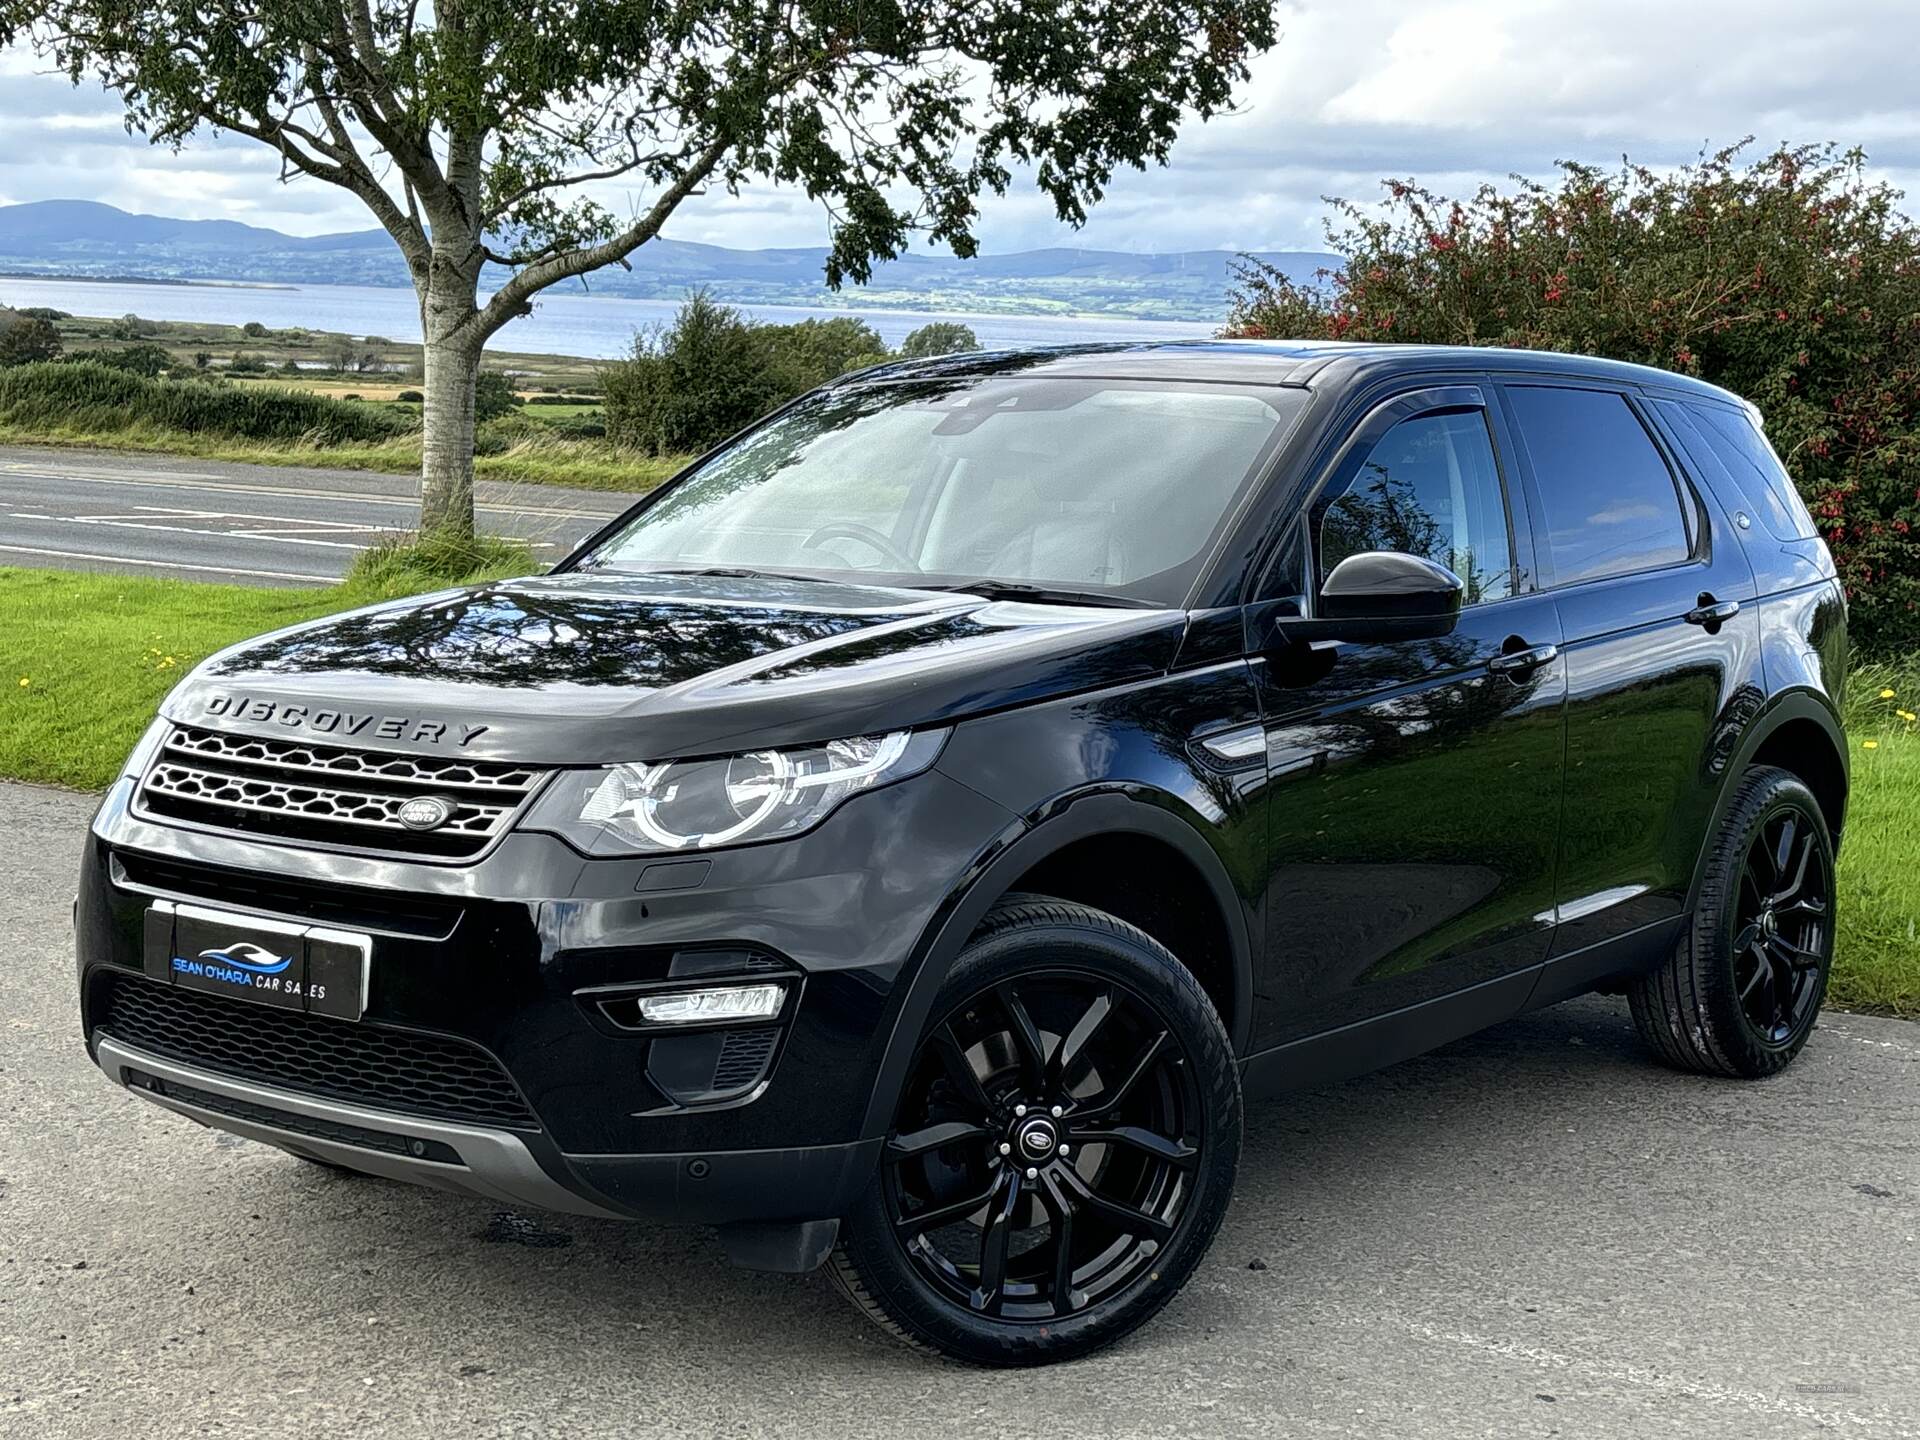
[
  {"xmin": 901, "ymin": 321, "xmax": 979, "ymax": 358},
  {"xmin": 14, "ymin": 1, "xmax": 1276, "ymax": 540},
  {"xmin": 0, "ymin": 313, "xmax": 63, "ymax": 367},
  {"xmin": 1225, "ymin": 142, "xmax": 1920, "ymax": 656}
]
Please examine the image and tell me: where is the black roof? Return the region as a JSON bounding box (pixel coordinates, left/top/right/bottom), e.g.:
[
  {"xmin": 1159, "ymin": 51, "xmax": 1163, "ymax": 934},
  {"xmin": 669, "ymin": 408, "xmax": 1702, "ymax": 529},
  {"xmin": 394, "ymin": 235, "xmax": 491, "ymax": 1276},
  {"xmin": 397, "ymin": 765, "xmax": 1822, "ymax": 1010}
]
[{"xmin": 841, "ymin": 339, "xmax": 1750, "ymax": 409}]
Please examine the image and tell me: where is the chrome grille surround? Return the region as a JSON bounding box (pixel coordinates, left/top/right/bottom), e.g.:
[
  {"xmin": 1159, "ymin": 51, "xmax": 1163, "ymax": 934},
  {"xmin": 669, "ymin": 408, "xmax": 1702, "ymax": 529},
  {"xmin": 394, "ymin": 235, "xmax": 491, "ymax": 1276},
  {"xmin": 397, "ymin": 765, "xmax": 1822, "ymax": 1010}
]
[{"xmin": 134, "ymin": 724, "xmax": 548, "ymax": 860}]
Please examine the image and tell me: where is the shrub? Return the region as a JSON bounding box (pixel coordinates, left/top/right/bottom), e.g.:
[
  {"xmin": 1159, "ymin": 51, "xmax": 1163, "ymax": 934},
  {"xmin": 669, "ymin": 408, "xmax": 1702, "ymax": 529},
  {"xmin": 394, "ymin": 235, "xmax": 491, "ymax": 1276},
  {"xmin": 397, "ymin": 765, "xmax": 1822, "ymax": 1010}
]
[
  {"xmin": 602, "ymin": 292, "xmax": 889, "ymax": 455},
  {"xmin": 473, "ymin": 370, "xmax": 521, "ymax": 423},
  {"xmin": 228, "ymin": 351, "xmax": 268, "ymax": 375},
  {"xmin": 0, "ymin": 315, "xmax": 63, "ymax": 367},
  {"xmin": 602, "ymin": 292, "xmax": 785, "ymax": 456},
  {"xmin": 0, "ymin": 361, "xmax": 415, "ymax": 444},
  {"xmin": 759, "ymin": 315, "xmax": 890, "ymax": 388},
  {"xmin": 109, "ymin": 313, "xmax": 158, "ymax": 340},
  {"xmin": 540, "ymin": 412, "xmax": 608, "ymax": 439},
  {"xmin": 1223, "ymin": 141, "xmax": 1920, "ymax": 657},
  {"xmin": 240, "ymin": 320, "xmax": 269, "ymax": 338},
  {"xmin": 900, "ymin": 321, "xmax": 980, "ymax": 358},
  {"xmin": 87, "ymin": 342, "xmax": 173, "ymax": 378},
  {"xmin": 17, "ymin": 306, "xmax": 70, "ymax": 321},
  {"xmin": 394, "ymin": 389, "xmax": 424, "ymax": 403}
]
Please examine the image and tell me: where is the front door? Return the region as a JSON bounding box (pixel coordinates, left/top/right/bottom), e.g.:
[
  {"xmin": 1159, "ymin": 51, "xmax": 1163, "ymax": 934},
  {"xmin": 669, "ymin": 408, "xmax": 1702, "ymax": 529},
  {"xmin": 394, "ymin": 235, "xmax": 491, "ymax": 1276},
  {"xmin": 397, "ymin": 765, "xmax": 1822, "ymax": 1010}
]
[{"xmin": 1249, "ymin": 385, "xmax": 1566, "ymax": 1046}]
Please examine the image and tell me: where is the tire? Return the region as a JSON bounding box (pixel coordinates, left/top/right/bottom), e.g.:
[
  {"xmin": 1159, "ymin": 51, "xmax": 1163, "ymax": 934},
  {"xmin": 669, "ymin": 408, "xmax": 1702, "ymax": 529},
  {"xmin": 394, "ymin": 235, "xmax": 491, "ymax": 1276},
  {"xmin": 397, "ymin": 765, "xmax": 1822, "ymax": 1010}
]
[
  {"xmin": 1628, "ymin": 766, "xmax": 1836, "ymax": 1079},
  {"xmin": 831, "ymin": 896, "xmax": 1242, "ymax": 1366}
]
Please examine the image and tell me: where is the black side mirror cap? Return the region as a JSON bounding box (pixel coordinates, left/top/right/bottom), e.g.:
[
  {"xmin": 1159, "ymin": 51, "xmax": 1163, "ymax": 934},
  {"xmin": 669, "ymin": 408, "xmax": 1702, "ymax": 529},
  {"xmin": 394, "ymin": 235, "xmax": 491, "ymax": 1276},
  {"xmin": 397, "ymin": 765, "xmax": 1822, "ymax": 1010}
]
[{"xmin": 1271, "ymin": 551, "xmax": 1465, "ymax": 647}]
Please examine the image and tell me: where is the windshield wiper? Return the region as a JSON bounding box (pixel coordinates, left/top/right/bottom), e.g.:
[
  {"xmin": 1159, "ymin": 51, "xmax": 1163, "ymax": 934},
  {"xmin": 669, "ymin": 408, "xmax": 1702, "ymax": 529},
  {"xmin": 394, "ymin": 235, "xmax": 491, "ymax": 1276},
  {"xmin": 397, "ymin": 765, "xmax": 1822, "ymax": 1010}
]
[
  {"xmin": 641, "ymin": 565, "xmax": 836, "ymax": 585},
  {"xmin": 931, "ymin": 579, "xmax": 1162, "ymax": 610}
]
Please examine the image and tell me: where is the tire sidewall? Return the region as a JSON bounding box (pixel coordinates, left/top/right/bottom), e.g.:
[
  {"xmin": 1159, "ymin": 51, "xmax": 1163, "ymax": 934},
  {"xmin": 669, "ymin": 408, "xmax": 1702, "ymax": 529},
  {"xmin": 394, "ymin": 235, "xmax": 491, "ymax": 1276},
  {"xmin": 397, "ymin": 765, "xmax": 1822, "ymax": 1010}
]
[
  {"xmin": 839, "ymin": 904, "xmax": 1242, "ymax": 1365},
  {"xmin": 1703, "ymin": 773, "xmax": 1835, "ymax": 1074}
]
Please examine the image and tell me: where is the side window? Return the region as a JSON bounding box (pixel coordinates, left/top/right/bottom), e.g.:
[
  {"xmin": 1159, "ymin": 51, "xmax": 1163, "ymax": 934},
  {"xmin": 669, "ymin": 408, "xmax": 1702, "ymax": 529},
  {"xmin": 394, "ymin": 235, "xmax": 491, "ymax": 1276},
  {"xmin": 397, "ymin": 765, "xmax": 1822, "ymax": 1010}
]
[
  {"xmin": 1506, "ymin": 386, "xmax": 1691, "ymax": 586},
  {"xmin": 1318, "ymin": 409, "xmax": 1514, "ymax": 605},
  {"xmin": 1658, "ymin": 400, "xmax": 1820, "ymax": 542}
]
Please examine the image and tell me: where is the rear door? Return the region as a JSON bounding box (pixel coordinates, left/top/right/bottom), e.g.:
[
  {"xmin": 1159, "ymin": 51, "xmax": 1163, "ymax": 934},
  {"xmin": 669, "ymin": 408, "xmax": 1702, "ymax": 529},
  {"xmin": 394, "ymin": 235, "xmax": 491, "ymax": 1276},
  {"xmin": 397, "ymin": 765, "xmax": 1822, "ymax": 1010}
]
[
  {"xmin": 1497, "ymin": 380, "xmax": 1760, "ymax": 964},
  {"xmin": 1250, "ymin": 383, "xmax": 1566, "ymax": 1043}
]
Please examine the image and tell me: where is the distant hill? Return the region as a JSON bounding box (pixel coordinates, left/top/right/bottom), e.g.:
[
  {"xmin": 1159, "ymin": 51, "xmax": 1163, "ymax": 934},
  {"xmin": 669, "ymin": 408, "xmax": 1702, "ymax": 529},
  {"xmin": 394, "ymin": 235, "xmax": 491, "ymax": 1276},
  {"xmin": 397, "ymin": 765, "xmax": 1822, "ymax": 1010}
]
[{"xmin": 0, "ymin": 200, "xmax": 1339, "ymax": 322}]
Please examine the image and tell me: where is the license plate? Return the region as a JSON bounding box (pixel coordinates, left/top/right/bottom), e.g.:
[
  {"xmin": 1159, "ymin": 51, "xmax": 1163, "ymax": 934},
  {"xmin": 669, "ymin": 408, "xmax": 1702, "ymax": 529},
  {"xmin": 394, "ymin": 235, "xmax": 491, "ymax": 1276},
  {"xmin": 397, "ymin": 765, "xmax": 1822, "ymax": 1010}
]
[{"xmin": 144, "ymin": 900, "xmax": 369, "ymax": 1021}]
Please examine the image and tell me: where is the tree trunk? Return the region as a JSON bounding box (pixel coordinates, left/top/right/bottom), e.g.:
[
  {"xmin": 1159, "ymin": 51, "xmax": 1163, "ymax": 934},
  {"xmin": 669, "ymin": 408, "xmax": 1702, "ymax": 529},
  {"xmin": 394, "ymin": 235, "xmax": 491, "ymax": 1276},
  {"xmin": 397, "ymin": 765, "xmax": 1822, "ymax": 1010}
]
[{"xmin": 418, "ymin": 256, "xmax": 485, "ymax": 541}]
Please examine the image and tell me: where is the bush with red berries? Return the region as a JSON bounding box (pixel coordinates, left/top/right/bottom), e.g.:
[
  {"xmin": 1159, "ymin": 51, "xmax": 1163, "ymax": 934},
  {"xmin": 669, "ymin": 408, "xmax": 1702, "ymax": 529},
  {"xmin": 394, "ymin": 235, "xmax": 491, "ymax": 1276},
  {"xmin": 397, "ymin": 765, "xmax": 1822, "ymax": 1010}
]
[{"xmin": 1225, "ymin": 142, "xmax": 1920, "ymax": 656}]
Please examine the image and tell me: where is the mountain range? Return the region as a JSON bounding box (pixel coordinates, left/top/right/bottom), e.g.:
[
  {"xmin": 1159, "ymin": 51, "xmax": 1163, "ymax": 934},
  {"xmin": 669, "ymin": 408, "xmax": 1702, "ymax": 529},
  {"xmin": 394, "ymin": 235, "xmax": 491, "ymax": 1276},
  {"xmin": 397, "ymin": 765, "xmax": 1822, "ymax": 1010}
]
[{"xmin": 0, "ymin": 200, "xmax": 1338, "ymax": 322}]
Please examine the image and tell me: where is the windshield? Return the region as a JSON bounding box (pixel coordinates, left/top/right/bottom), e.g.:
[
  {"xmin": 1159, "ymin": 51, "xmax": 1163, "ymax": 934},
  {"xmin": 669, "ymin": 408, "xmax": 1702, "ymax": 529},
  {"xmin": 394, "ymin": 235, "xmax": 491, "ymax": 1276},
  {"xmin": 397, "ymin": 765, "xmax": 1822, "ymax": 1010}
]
[{"xmin": 578, "ymin": 375, "xmax": 1308, "ymax": 606}]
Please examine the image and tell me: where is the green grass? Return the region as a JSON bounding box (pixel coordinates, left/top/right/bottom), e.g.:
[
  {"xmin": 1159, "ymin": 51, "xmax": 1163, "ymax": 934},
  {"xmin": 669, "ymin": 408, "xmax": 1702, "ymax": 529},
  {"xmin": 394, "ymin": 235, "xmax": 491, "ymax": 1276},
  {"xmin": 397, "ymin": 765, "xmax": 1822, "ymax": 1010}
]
[
  {"xmin": 0, "ymin": 420, "xmax": 685, "ymax": 492},
  {"xmin": 0, "ymin": 542, "xmax": 534, "ymax": 789},
  {"xmin": 1830, "ymin": 661, "xmax": 1920, "ymax": 1015},
  {"xmin": 1, "ymin": 562, "xmax": 1914, "ymax": 1016}
]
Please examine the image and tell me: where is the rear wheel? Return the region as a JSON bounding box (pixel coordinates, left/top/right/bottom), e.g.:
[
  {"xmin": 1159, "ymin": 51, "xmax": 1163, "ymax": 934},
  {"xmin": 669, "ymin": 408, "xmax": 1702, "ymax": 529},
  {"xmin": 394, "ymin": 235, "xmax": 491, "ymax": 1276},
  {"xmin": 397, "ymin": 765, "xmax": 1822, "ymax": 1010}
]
[
  {"xmin": 1629, "ymin": 766, "xmax": 1836, "ymax": 1078},
  {"xmin": 831, "ymin": 898, "xmax": 1241, "ymax": 1365}
]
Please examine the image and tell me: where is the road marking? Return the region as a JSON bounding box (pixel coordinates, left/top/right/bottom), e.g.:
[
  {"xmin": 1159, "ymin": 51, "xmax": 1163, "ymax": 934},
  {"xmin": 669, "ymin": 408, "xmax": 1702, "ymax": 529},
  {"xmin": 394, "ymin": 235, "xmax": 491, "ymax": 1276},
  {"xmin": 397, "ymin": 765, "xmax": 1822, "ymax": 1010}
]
[
  {"xmin": 0, "ymin": 542, "xmax": 336, "ymax": 583},
  {"xmin": 0, "ymin": 464, "xmax": 631, "ymax": 521},
  {"xmin": 12, "ymin": 513, "xmax": 377, "ymax": 551}
]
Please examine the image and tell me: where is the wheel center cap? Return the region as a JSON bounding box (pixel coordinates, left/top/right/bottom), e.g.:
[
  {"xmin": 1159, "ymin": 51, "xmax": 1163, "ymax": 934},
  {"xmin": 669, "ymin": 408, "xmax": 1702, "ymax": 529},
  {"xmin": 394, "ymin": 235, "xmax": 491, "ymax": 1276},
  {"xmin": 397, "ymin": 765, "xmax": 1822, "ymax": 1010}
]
[
  {"xmin": 1015, "ymin": 1117, "xmax": 1059, "ymax": 1161},
  {"xmin": 1760, "ymin": 908, "xmax": 1780, "ymax": 940}
]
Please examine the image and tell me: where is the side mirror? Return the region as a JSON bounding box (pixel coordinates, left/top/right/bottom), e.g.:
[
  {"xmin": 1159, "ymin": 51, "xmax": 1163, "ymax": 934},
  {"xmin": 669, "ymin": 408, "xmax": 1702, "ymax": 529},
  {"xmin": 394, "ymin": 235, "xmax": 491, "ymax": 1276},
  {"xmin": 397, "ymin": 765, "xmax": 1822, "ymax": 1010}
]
[{"xmin": 1272, "ymin": 551, "xmax": 1465, "ymax": 646}]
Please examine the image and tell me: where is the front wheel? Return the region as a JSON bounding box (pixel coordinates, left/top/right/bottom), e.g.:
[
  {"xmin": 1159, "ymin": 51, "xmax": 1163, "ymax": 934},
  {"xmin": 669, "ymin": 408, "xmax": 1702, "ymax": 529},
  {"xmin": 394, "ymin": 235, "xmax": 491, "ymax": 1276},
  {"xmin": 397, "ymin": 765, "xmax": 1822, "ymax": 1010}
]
[{"xmin": 831, "ymin": 898, "xmax": 1241, "ymax": 1366}]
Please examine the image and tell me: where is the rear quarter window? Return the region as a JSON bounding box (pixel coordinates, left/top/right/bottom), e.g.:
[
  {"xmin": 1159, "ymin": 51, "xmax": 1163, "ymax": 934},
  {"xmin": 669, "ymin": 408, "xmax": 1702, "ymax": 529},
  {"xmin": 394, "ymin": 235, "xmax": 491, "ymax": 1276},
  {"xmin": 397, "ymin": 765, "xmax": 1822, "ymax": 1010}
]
[
  {"xmin": 1657, "ymin": 400, "xmax": 1821, "ymax": 542},
  {"xmin": 1505, "ymin": 385, "xmax": 1693, "ymax": 586}
]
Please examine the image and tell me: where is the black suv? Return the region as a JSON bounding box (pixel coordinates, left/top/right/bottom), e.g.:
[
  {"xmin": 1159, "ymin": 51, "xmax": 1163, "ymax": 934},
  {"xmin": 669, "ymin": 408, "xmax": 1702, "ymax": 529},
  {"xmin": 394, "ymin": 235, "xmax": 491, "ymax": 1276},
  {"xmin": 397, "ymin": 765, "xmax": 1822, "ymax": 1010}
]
[{"xmin": 76, "ymin": 341, "xmax": 1848, "ymax": 1364}]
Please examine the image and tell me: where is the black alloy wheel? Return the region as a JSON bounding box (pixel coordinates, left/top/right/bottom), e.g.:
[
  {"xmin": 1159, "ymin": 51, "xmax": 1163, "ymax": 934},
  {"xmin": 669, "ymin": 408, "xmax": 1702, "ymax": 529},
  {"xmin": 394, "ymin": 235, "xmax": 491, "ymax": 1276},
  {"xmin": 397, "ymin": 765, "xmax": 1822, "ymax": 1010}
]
[
  {"xmin": 832, "ymin": 898, "xmax": 1240, "ymax": 1365},
  {"xmin": 1730, "ymin": 804, "xmax": 1834, "ymax": 1046},
  {"xmin": 1629, "ymin": 766, "xmax": 1837, "ymax": 1078}
]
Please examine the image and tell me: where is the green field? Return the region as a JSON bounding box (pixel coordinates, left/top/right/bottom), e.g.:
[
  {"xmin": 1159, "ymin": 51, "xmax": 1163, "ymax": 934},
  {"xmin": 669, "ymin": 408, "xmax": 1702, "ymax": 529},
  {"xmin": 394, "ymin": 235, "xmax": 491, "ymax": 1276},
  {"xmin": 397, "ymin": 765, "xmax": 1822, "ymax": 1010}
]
[{"xmin": 1, "ymin": 565, "xmax": 1913, "ymax": 1017}]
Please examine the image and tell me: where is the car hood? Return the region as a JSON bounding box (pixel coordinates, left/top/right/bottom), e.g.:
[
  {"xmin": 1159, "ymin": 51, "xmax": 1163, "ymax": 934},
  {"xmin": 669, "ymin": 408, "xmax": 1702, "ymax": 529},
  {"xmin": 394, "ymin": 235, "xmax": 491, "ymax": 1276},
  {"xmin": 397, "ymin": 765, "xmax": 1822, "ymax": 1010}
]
[{"xmin": 162, "ymin": 572, "xmax": 1186, "ymax": 763}]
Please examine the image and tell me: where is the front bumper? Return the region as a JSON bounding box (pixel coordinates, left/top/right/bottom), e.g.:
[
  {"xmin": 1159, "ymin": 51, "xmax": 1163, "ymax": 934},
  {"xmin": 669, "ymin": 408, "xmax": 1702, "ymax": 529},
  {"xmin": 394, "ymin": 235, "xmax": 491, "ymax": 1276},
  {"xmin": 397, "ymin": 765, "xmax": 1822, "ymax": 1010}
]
[{"xmin": 79, "ymin": 766, "xmax": 1019, "ymax": 1229}]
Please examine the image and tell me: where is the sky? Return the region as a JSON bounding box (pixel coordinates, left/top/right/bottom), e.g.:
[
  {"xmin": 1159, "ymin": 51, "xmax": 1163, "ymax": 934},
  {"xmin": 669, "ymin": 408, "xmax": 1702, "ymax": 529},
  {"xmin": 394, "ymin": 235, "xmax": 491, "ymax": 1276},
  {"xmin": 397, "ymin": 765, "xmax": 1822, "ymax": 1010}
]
[{"xmin": 1, "ymin": 0, "xmax": 1917, "ymax": 256}]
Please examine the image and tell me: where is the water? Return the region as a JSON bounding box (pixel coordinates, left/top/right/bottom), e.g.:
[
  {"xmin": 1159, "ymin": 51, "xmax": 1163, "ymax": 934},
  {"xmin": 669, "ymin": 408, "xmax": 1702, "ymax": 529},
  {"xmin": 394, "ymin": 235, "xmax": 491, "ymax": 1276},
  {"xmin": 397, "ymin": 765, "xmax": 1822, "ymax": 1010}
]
[{"xmin": 0, "ymin": 274, "xmax": 1218, "ymax": 360}]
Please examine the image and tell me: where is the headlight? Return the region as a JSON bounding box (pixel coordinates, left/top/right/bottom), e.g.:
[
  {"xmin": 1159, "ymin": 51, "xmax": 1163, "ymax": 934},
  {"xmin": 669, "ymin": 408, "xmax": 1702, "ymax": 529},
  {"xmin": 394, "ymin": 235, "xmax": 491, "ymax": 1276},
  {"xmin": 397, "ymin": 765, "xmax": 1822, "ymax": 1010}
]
[{"xmin": 521, "ymin": 728, "xmax": 947, "ymax": 855}]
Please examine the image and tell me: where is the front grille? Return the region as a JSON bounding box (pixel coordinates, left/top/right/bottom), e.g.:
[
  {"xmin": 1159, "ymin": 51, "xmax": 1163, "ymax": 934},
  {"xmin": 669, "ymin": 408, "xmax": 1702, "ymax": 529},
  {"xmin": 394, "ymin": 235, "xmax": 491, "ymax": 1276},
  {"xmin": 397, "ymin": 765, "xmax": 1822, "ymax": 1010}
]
[
  {"xmin": 93, "ymin": 970, "xmax": 539, "ymax": 1131},
  {"xmin": 136, "ymin": 724, "xmax": 547, "ymax": 860}
]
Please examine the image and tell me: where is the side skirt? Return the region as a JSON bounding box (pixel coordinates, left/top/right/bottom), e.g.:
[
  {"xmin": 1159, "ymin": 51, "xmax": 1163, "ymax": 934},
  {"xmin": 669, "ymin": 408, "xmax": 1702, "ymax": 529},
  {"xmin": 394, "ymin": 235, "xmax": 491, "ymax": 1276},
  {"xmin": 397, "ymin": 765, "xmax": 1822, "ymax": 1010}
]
[
  {"xmin": 1240, "ymin": 968, "xmax": 1537, "ymax": 1099},
  {"xmin": 1238, "ymin": 915, "xmax": 1689, "ymax": 1100}
]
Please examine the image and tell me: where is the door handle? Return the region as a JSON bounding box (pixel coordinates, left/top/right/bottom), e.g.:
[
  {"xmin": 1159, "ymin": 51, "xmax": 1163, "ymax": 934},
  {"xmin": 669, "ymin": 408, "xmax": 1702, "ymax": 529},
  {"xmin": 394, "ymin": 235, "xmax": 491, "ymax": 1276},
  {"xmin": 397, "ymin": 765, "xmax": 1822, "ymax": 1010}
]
[
  {"xmin": 1488, "ymin": 642, "xmax": 1559, "ymax": 675},
  {"xmin": 1685, "ymin": 596, "xmax": 1741, "ymax": 628}
]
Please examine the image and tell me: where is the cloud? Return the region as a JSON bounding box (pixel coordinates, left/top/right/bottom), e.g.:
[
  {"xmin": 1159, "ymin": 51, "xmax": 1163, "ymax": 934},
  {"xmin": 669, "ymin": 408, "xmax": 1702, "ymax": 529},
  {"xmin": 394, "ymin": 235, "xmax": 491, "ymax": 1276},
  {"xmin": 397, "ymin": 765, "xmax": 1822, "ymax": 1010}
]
[{"xmin": 2, "ymin": 0, "xmax": 1917, "ymax": 256}]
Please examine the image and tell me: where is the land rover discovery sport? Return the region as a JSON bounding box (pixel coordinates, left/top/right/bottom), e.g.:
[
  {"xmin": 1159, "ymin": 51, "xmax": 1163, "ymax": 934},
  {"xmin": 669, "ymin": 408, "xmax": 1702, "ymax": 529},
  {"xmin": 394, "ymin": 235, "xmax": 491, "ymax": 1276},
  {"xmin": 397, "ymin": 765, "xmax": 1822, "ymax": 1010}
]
[{"xmin": 76, "ymin": 340, "xmax": 1849, "ymax": 1365}]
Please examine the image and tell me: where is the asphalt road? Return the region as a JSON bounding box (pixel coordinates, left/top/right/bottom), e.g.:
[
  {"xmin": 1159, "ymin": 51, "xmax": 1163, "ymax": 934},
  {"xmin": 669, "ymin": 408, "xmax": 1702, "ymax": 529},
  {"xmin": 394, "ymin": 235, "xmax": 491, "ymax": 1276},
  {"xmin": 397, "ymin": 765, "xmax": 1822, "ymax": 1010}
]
[
  {"xmin": 0, "ymin": 445, "xmax": 634, "ymax": 586},
  {"xmin": 3, "ymin": 780, "xmax": 1917, "ymax": 1438}
]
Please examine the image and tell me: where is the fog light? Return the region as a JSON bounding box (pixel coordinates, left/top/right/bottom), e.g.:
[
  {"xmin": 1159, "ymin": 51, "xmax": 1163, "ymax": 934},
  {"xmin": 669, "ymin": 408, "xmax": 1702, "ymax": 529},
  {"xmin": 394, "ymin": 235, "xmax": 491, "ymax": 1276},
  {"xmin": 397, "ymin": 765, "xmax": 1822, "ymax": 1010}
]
[{"xmin": 636, "ymin": 982, "xmax": 785, "ymax": 1026}]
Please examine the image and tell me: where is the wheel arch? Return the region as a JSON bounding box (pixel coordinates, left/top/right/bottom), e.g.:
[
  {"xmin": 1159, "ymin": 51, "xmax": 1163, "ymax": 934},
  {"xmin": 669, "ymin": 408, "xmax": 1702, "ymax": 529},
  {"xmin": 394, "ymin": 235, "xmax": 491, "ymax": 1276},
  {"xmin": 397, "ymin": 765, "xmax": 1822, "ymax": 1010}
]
[
  {"xmin": 859, "ymin": 790, "xmax": 1255, "ymax": 1139},
  {"xmin": 1689, "ymin": 688, "xmax": 1850, "ymax": 913}
]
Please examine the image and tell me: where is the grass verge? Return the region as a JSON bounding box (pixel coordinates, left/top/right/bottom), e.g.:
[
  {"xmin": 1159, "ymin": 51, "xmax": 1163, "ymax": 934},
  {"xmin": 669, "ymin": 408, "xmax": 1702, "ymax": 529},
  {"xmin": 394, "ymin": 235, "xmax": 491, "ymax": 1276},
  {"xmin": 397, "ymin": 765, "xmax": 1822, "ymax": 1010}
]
[
  {"xmin": 0, "ymin": 563, "xmax": 1913, "ymax": 1017},
  {"xmin": 0, "ymin": 421, "xmax": 686, "ymax": 493},
  {"xmin": 1831, "ymin": 662, "xmax": 1920, "ymax": 1015}
]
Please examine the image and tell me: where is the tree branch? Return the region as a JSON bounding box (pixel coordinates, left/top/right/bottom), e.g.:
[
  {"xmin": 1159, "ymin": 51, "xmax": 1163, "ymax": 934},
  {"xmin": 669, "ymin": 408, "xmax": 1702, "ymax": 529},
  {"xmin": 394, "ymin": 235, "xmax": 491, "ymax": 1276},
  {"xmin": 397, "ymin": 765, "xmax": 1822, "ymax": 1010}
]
[{"xmin": 472, "ymin": 137, "xmax": 730, "ymax": 339}]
